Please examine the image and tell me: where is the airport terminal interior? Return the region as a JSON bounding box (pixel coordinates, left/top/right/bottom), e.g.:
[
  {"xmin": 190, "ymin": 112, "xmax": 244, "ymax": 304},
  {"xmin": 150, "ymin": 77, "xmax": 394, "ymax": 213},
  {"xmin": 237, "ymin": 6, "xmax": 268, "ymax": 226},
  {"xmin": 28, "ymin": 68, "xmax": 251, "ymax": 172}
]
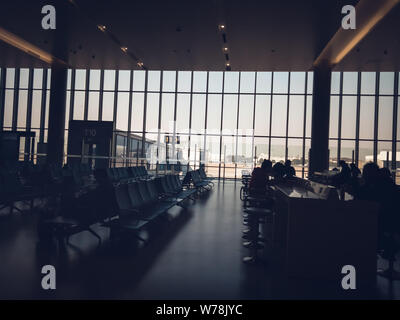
[{"xmin": 1, "ymin": 0, "xmax": 400, "ymax": 299}]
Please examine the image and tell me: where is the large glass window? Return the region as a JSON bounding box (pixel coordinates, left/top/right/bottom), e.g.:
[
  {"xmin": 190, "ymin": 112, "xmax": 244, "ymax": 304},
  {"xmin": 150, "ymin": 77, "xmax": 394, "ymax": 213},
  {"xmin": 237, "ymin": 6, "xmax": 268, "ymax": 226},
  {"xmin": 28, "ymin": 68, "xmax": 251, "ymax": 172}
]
[
  {"xmin": 290, "ymin": 72, "xmax": 306, "ymax": 94},
  {"xmin": 178, "ymin": 72, "xmax": 192, "ymax": 92},
  {"xmin": 240, "ymin": 72, "xmax": 255, "ymax": 94},
  {"xmin": 1, "ymin": 68, "xmax": 319, "ymax": 178},
  {"xmin": 359, "ymin": 96, "xmax": 375, "ymax": 139},
  {"xmin": 206, "ymin": 94, "xmax": 222, "ymax": 133},
  {"xmin": 102, "ymin": 92, "xmax": 114, "ymax": 121},
  {"xmin": 191, "ymin": 94, "xmax": 206, "ymax": 134},
  {"xmin": 133, "ymin": 71, "xmax": 145, "ymax": 91},
  {"xmin": 271, "ymin": 95, "xmax": 288, "ymax": 136},
  {"xmin": 222, "ymin": 94, "xmax": 238, "ymax": 132},
  {"xmin": 161, "ymin": 93, "xmax": 175, "ymax": 133},
  {"xmin": 341, "ymin": 96, "xmax": 357, "ymax": 139},
  {"xmin": 88, "ymin": 92, "xmax": 100, "ymax": 121},
  {"xmin": 238, "ymin": 95, "xmax": 254, "ymax": 133},
  {"xmin": 17, "ymin": 90, "xmax": 28, "ymax": 128},
  {"xmin": 256, "ymin": 72, "xmax": 272, "ymax": 94},
  {"xmin": 193, "ymin": 72, "xmax": 207, "ymax": 93},
  {"xmin": 288, "ymin": 95, "xmax": 305, "ymax": 137},
  {"xmin": 118, "ymin": 70, "xmax": 131, "ymax": 91},
  {"xmin": 116, "ymin": 92, "xmax": 129, "ymax": 131},
  {"xmin": 176, "ymin": 94, "xmax": 190, "ymax": 133},
  {"xmin": 131, "ymin": 93, "xmax": 144, "ymax": 132},
  {"xmin": 329, "ymin": 71, "xmax": 398, "ymax": 177},
  {"xmin": 378, "ymin": 97, "xmax": 393, "ymax": 140},
  {"xmin": 146, "ymin": 93, "xmax": 160, "ymax": 133},
  {"xmin": 254, "ymin": 95, "xmax": 271, "ymax": 136},
  {"xmin": 224, "ymin": 72, "xmax": 239, "ymax": 93},
  {"xmin": 208, "ymin": 72, "xmax": 223, "ymax": 93},
  {"xmin": 273, "ymin": 72, "xmax": 289, "ymax": 94}
]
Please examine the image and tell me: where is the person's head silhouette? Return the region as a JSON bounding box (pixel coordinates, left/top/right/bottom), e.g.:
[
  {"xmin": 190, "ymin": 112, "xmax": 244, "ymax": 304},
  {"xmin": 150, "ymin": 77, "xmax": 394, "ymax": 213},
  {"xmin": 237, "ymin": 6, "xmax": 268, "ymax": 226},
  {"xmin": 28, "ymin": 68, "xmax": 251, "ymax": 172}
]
[{"xmin": 362, "ymin": 162, "xmax": 380, "ymax": 184}]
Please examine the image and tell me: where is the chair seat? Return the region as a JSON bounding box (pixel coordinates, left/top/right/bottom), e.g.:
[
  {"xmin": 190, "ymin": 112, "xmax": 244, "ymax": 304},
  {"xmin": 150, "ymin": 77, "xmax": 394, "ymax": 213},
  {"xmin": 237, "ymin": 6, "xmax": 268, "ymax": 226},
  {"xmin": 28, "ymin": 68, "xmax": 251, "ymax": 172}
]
[
  {"xmin": 244, "ymin": 207, "xmax": 272, "ymax": 215},
  {"xmin": 44, "ymin": 216, "xmax": 81, "ymax": 227},
  {"xmin": 104, "ymin": 217, "xmax": 148, "ymax": 230}
]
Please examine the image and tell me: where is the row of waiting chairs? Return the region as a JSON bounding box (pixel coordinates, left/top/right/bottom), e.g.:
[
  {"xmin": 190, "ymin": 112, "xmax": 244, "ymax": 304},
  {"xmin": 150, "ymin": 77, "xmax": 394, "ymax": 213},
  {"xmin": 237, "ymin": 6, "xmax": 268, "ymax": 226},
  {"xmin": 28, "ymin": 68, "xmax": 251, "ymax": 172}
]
[
  {"xmin": 182, "ymin": 167, "xmax": 214, "ymax": 191},
  {"xmin": 106, "ymin": 166, "xmax": 151, "ymax": 184},
  {"xmin": 38, "ymin": 168, "xmax": 209, "ymax": 249},
  {"xmin": 0, "ymin": 169, "xmax": 40, "ymax": 214},
  {"xmin": 104, "ymin": 175, "xmax": 197, "ymax": 241},
  {"xmin": 0, "ymin": 162, "xmax": 96, "ymax": 215}
]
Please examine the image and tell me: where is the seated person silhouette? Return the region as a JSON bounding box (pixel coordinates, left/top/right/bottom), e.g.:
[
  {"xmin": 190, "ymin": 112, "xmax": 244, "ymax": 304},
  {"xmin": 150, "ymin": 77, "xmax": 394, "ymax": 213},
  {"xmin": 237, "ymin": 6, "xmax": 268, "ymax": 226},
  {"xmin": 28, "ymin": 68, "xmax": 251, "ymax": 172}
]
[
  {"xmin": 332, "ymin": 160, "xmax": 351, "ymax": 187},
  {"xmin": 284, "ymin": 159, "xmax": 296, "ymax": 178},
  {"xmin": 248, "ymin": 159, "xmax": 272, "ymax": 197},
  {"xmin": 272, "ymin": 162, "xmax": 286, "ymax": 182},
  {"xmin": 355, "ymin": 162, "xmax": 399, "ymax": 253},
  {"xmin": 380, "ymin": 167, "xmax": 393, "ymax": 184},
  {"xmin": 350, "ymin": 162, "xmax": 361, "ymax": 178}
]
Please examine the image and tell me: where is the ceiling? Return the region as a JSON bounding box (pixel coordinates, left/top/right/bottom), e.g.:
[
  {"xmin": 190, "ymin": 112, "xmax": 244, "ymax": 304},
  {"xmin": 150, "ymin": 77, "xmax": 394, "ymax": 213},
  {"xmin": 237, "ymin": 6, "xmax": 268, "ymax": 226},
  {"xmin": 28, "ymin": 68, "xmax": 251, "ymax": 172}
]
[{"xmin": 0, "ymin": 0, "xmax": 398, "ymax": 71}]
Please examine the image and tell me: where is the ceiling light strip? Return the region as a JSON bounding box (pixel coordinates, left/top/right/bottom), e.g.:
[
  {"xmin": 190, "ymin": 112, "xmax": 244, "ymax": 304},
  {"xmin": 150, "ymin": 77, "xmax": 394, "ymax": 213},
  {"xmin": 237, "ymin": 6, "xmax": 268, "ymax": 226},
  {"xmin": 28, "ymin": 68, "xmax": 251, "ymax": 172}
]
[
  {"xmin": 0, "ymin": 26, "xmax": 66, "ymax": 66},
  {"xmin": 314, "ymin": 0, "xmax": 400, "ymax": 68},
  {"xmin": 68, "ymin": 0, "xmax": 146, "ymax": 70}
]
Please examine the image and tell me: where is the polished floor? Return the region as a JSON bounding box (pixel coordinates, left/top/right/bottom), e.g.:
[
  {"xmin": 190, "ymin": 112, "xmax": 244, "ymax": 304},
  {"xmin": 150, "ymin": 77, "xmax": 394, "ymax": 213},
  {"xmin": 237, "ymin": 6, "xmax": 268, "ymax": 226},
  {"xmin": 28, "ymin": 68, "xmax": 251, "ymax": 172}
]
[{"xmin": 0, "ymin": 180, "xmax": 399, "ymax": 300}]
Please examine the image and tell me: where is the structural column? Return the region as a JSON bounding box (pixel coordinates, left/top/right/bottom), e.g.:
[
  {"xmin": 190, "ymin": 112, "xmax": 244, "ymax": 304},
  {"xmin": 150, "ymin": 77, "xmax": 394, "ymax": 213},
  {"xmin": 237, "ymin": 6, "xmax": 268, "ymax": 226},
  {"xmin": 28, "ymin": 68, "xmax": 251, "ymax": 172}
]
[
  {"xmin": 46, "ymin": 1, "xmax": 70, "ymax": 166},
  {"xmin": 47, "ymin": 67, "xmax": 68, "ymax": 166},
  {"xmin": 309, "ymin": 64, "xmax": 332, "ymax": 174}
]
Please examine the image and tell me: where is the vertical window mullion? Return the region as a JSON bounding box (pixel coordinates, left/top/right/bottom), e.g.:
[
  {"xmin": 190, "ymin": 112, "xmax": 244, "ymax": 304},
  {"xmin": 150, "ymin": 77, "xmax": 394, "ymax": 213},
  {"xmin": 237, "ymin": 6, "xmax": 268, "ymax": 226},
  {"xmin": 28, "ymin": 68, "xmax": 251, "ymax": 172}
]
[
  {"xmin": 113, "ymin": 70, "xmax": 119, "ymax": 125},
  {"xmin": 251, "ymin": 73, "xmax": 257, "ymax": 172},
  {"xmin": 69, "ymin": 69, "xmax": 76, "ymax": 122},
  {"xmin": 83, "ymin": 69, "xmax": 90, "ymax": 121},
  {"xmin": 12, "ymin": 68, "xmax": 20, "ymax": 131},
  {"xmin": 156, "ymin": 71, "xmax": 163, "ymax": 171},
  {"xmin": 141, "ymin": 71, "xmax": 148, "ymax": 162},
  {"xmin": 188, "ymin": 71, "xmax": 194, "ymax": 171},
  {"xmin": 0, "ymin": 68, "xmax": 6, "ymax": 129},
  {"xmin": 172, "ymin": 71, "xmax": 179, "ymax": 164},
  {"xmin": 39, "ymin": 69, "xmax": 48, "ymax": 143},
  {"xmin": 112, "ymin": 70, "xmax": 119, "ymax": 167},
  {"xmin": 392, "ymin": 72, "xmax": 398, "ymax": 176},
  {"xmin": 218, "ymin": 72, "xmax": 226, "ymax": 179},
  {"xmin": 373, "ymin": 72, "xmax": 380, "ymax": 163},
  {"xmin": 25, "ymin": 69, "xmax": 34, "ymax": 161},
  {"xmin": 268, "ymin": 72, "xmax": 274, "ymax": 160},
  {"xmin": 98, "ymin": 70, "xmax": 104, "ymax": 120},
  {"xmin": 337, "ymin": 72, "xmax": 344, "ymax": 165},
  {"xmin": 126, "ymin": 70, "xmax": 134, "ymax": 166},
  {"xmin": 355, "ymin": 72, "xmax": 361, "ymax": 166},
  {"xmin": 302, "ymin": 72, "xmax": 308, "ymax": 179},
  {"xmin": 285, "ymin": 72, "xmax": 291, "ymax": 161},
  {"xmin": 235, "ymin": 73, "xmax": 241, "ymax": 179},
  {"xmin": 203, "ymin": 72, "xmax": 209, "ymax": 171}
]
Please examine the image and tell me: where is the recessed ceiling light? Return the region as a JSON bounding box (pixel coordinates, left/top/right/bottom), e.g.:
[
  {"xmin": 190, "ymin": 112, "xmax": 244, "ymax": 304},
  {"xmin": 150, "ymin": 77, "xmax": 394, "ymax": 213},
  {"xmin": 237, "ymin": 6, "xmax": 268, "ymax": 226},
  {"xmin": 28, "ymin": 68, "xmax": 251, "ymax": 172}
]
[
  {"xmin": 223, "ymin": 47, "xmax": 229, "ymax": 52},
  {"xmin": 226, "ymin": 62, "xmax": 230, "ymax": 67},
  {"xmin": 218, "ymin": 24, "xmax": 226, "ymax": 31},
  {"xmin": 121, "ymin": 46, "xmax": 128, "ymax": 53},
  {"xmin": 97, "ymin": 25, "xmax": 106, "ymax": 32},
  {"xmin": 137, "ymin": 61, "xmax": 144, "ymax": 68}
]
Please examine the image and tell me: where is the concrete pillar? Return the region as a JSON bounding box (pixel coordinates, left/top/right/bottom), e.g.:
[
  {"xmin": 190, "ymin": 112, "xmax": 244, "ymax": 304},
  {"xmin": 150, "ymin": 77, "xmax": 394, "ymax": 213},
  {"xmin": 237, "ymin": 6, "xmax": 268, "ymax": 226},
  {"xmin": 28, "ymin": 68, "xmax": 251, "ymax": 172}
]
[
  {"xmin": 47, "ymin": 67, "xmax": 68, "ymax": 166},
  {"xmin": 309, "ymin": 64, "xmax": 332, "ymax": 174},
  {"xmin": 46, "ymin": 2, "xmax": 70, "ymax": 166}
]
